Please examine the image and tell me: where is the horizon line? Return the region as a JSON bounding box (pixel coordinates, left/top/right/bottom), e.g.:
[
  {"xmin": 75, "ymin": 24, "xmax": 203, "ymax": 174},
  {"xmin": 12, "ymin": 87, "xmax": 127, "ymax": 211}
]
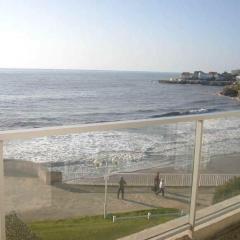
[
  {"xmin": 0, "ymin": 67, "xmax": 181, "ymax": 74},
  {"xmin": 0, "ymin": 66, "xmax": 235, "ymax": 73}
]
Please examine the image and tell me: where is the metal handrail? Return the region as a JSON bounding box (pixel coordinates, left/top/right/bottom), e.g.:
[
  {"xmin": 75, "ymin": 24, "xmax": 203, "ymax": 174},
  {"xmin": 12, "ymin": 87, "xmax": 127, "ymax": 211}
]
[{"xmin": 0, "ymin": 110, "xmax": 239, "ymax": 140}]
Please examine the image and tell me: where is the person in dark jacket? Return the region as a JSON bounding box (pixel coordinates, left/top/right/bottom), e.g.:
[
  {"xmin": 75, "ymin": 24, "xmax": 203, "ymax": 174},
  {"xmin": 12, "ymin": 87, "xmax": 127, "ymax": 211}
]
[
  {"xmin": 117, "ymin": 176, "xmax": 127, "ymax": 199},
  {"xmin": 153, "ymin": 172, "xmax": 160, "ymax": 194}
]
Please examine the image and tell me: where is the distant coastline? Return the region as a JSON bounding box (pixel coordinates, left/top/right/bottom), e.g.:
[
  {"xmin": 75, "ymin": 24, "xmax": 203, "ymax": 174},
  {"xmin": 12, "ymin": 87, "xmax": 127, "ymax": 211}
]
[
  {"xmin": 159, "ymin": 79, "xmax": 231, "ymax": 86},
  {"xmin": 159, "ymin": 70, "xmax": 238, "ymax": 86},
  {"xmin": 159, "ymin": 69, "xmax": 240, "ymax": 100}
]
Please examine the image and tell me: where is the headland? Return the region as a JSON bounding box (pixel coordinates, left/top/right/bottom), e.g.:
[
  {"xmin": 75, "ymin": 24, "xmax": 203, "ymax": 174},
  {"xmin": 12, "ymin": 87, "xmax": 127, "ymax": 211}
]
[{"xmin": 159, "ymin": 69, "xmax": 240, "ymax": 99}]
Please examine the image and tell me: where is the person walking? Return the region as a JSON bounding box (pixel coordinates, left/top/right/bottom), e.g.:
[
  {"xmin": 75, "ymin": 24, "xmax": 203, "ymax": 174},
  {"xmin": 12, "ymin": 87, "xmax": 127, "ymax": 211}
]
[
  {"xmin": 117, "ymin": 176, "xmax": 126, "ymax": 199},
  {"xmin": 158, "ymin": 178, "xmax": 165, "ymax": 197},
  {"xmin": 153, "ymin": 172, "xmax": 160, "ymax": 194}
]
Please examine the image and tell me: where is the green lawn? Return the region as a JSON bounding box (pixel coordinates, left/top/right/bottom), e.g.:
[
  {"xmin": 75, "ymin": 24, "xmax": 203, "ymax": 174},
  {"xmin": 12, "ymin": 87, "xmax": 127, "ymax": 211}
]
[
  {"xmin": 213, "ymin": 176, "xmax": 240, "ymax": 203},
  {"xmin": 30, "ymin": 208, "xmax": 179, "ymax": 240}
]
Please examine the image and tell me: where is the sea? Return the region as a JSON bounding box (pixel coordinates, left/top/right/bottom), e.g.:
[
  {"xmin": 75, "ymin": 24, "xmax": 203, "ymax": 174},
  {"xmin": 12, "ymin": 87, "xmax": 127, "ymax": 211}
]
[{"xmin": 1, "ymin": 69, "xmax": 240, "ymax": 176}]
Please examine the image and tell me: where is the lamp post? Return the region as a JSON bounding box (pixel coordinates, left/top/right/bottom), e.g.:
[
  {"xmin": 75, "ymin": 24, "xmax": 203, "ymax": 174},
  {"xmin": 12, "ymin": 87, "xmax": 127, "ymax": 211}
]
[{"xmin": 103, "ymin": 161, "xmax": 110, "ymax": 219}]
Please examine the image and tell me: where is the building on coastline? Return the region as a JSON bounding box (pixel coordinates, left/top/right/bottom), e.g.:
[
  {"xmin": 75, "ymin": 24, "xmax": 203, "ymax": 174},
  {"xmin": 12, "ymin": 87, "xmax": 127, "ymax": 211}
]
[
  {"xmin": 193, "ymin": 71, "xmax": 222, "ymax": 81},
  {"xmin": 231, "ymin": 69, "xmax": 240, "ymax": 76},
  {"xmin": 198, "ymin": 71, "xmax": 212, "ymax": 80},
  {"xmin": 193, "ymin": 71, "xmax": 201, "ymax": 79},
  {"xmin": 174, "ymin": 70, "xmax": 234, "ymax": 83},
  {"xmin": 181, "ymin": 72, "xmax": 193, "ymax": 80},
  {"xmin": 209, "ymin": 72, "xmax": 224, "ymax": 80},
  {"xmin": 236, "ymin": 75, "xmax": 240, "ymax": 83},
  {"xmin": 209, "ymin": 72, "xmax": 217, "ymax": 77},
  {"xmin": 209, "ymin": 72, "xmax": 225, "ymax": 81}
]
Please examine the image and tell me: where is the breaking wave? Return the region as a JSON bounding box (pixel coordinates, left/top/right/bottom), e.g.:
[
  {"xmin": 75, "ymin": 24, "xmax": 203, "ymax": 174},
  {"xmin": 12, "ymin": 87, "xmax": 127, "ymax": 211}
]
[{"xmin": 150, "ymin": 108, "xmax": 217, "ymax": 118}]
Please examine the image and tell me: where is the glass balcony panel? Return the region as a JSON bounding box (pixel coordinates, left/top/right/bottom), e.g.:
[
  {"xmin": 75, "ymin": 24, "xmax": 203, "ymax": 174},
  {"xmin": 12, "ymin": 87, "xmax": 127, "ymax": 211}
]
[
  {"xmin": 195, "ymin": 116, "xmax": 240, "ymax": 225},
  {"xmin": 3, "ymin": 121, "xmax": 194, "ymax": 239}
]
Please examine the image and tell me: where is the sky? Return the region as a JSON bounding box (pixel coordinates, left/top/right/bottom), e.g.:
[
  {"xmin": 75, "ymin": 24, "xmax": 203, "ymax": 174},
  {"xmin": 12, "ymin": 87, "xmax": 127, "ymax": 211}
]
[{"xmin": 0, "ymin": 0, "xmax": 240, "ymax": 72}]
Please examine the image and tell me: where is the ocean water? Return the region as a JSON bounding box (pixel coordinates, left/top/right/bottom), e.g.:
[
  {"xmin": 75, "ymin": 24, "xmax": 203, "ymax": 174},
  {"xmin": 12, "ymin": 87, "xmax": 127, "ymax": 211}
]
[{"xmin": 1, "ymin": 69, "xmax": 240, "ymax": 174}]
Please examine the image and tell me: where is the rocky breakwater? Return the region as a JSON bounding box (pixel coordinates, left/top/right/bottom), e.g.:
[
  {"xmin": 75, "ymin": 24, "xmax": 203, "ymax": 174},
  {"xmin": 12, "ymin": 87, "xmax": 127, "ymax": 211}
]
[
  {"xmin": 159, "ymin": 79, "xmax": 232, "ymax": 86},
  {"xmin": 221, "ymin": 83, "xmax": 240, "ymax": 99}
]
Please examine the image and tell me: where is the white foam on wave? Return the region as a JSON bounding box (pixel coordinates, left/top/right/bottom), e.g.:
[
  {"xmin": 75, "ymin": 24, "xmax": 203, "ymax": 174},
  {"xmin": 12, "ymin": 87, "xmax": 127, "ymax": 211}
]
[
  {"xmin": 189, "ymin": 108, "xmax": 208, "ymax": 114},
  {"xmin": 202, "ymin": 118, "xmax": 240, "ymax": 157},
  {"xmin": 4, "ymin": 123, "xmax": 195, "ymax": 168},
  {"xmin": 4, "ymin": 118, "xmax": 240, "ymax": 173}
]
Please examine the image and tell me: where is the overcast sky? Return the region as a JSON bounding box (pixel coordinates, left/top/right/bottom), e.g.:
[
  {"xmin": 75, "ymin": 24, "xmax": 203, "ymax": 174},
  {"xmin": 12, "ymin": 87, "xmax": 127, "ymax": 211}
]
[{"xmin": 1, "ymin": 0, "xmax": 240, "ymax": 72}]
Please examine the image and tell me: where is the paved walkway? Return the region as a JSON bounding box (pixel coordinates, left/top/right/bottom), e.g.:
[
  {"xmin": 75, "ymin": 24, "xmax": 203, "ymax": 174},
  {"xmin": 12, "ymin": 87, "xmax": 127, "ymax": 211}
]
[{"xmin": 5, "ymin": 175, "xmax": 215, "ymax": 222}]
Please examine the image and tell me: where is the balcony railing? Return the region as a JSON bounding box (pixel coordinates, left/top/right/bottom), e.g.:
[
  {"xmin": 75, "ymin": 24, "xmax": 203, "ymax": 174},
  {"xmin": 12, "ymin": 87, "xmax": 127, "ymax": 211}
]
[{"xmin": 0, "ymin": 110, "xmax": 240, "ymax": 240}]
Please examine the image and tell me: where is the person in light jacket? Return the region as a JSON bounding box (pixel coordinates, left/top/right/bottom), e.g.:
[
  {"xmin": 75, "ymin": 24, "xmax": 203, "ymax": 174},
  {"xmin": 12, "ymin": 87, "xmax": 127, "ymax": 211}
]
[{"xmin": 157, "ymin": 178, "xmax": 165, "ymax": 197}]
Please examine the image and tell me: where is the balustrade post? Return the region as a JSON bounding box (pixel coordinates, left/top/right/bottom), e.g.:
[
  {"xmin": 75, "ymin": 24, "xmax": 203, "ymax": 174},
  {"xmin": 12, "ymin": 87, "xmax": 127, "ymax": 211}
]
[
  {"xmin": 103, "ymin": 174, "xmax": 109, "ymax": 219},
  {"xmin": 0, "ymin": 141, "xmax": 6, "ymax": 240},
  {"xmin": 189, "ymin": 120, "xmax": 204, "ymax": 234}
]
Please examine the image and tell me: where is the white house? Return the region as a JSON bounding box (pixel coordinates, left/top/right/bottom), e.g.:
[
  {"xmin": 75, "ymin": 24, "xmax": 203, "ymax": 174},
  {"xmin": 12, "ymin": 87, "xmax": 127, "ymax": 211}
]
[
  {"xmin": 193, "ymin": 71, "xmax": 201, "ymax": 79},
  {"xmin": 198, "ymin": 71, "xmax": 211, "ymax": 80}
]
